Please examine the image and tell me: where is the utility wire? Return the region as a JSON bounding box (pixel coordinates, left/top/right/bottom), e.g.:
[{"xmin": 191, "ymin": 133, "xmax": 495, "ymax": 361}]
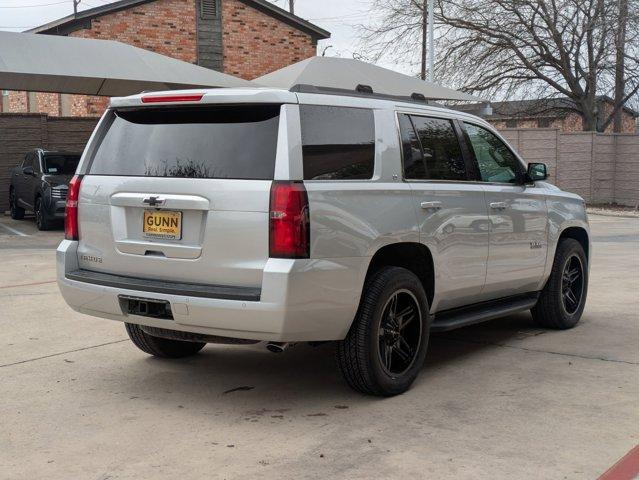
[{"xmin": 0, "ymin": 1, "xmax": 69, "ymax": 8}]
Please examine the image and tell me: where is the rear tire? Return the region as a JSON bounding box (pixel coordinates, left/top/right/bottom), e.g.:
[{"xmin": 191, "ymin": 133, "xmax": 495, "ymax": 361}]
[
  {"xmin": 9, "ymin": 189, "xmax": 25, "ymax": 220},
  {"xmin": 125, "ymin": 323, "xmax": 206, "ymax": 358},
  {"xmin": 336, "ymin": 266, "xmax": 430, "ymax": 396},
  {"xmin": 532, "ymin": 238, "xmax": 588, "ymax": 329}
]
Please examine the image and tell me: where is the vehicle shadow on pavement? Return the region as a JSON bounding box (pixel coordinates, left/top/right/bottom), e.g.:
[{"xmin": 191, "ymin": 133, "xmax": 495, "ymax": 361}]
[{"xmin": 88, "ymin": 313, "xmax": 535, "ymax": 409}]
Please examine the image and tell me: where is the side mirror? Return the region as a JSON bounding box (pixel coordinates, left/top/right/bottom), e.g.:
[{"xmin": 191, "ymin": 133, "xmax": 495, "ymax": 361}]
[
  {"xmin": 22, "ymin": 166, "xmax": 35, "ymax": 176},
  {"xmin": 526, "ymin": 162, "xmax": 548, "ymax": 182}
]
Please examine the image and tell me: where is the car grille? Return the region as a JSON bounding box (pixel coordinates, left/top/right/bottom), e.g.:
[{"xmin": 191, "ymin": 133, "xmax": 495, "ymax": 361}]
[{"xmin": 51, "ymin": 188, "xmax": 68, "ymax": 200}]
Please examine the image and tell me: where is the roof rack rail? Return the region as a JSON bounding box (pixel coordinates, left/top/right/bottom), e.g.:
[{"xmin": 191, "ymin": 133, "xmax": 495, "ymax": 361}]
[{"xmin": 289, "ymin": 84, "xmax": 446, "ymax": 107}]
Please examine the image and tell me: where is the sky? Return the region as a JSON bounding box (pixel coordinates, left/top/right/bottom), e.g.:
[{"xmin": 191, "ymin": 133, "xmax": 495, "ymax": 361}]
[{"xmin": 0, "ymin": 0, "xmax": 413, "ymax": 73}]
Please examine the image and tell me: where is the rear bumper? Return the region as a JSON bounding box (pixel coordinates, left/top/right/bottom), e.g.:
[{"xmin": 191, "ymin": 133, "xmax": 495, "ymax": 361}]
[{"xmin": 57, "ymin": 240, "xmax": 368, "ymax": 342}]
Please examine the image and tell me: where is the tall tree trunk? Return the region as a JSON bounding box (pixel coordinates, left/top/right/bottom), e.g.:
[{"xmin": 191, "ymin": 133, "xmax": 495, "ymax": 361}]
[
  {"xmin": 614, "ymin": 0, "xmax": 628, "ymax": 133},
  {"xmin": 581, "ymin": 96, "xmax": 598, "ymax": 131},
  {"xmin": 421, "ymin": 0, "xmax": 427, "ymax": 80}
]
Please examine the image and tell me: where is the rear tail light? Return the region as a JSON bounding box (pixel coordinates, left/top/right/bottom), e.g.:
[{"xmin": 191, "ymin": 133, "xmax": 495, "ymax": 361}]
[
  {"xmin": 141, "ymin": 93, "xmax": 204, "ymax": 103},
  {"xmin": 269, "ymin": 181, "xmax": 310, "ymax": 258},
  {"xmin": 65, "ymin": 175, "xmax": 83, "ymax": 241}
]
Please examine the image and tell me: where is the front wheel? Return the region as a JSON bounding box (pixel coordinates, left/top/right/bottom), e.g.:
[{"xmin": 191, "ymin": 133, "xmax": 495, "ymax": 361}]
[
  {"xmin": 35, "ymin": 197, "xmax": 53, "ymax": 231},
  {"xmin": 125, "ymin": 323, "xmax": 206, "ymax": 358},
  {"xmin": 532, "ymin": 238, "xmax": 588, "ymax": 329},
  {"xmin": 337, "ymin": 266, "xmax": 430, "ymax": 396}
]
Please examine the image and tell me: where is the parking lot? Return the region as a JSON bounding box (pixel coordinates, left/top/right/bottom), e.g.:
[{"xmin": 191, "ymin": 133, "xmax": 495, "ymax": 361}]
[{"xmin": 1, "ymin": 213, "xmax": 638, "ymax": 479}]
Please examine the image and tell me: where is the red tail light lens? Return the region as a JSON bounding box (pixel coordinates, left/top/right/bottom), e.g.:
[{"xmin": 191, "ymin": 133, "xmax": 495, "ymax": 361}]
[
  {"xmin": 141, "ymin": 93, "xmax": 204, "ymax": 103},
  {"xmin": 65, "ymin": 175, "xmax": 83, "ymax": 240},
  {"xmin": 269, "ymin": 181, "xmax": 310, "ymax": 258}
]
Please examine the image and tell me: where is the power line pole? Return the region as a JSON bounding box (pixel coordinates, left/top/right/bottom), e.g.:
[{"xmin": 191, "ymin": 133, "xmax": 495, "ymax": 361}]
[
  {"xmin": 421, "ymin": 0, "xmax": 427, "ymax": 81},
  {"xmin": 428, "ymin": 0, "xmax": 434, "ymax": 82},
  {"xmin": 73, "ymin": 0, "xmax": 81, "ymax": 15},
  {"xmin": 289, "ymin": 0, "xmax": 294, "ymax": 14}
]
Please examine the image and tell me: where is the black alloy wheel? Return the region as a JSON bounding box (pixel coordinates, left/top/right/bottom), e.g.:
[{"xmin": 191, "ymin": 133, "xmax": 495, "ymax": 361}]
[
  {"xmin": 378, "ymin": 289, "xmax": 422, "ymax": 376},
  {"xmin": 561, "ymin": 254, "xmax": 584, "ymax": 315}
]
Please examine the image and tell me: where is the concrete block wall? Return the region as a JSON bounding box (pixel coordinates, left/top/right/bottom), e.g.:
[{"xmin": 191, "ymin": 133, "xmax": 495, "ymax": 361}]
[
  {"xmin": 499, "ymin": 128, "xmax": 639, "ymax": 206},
  {"xmin": 615, "ymin": 135, "xmax": 639, "ymax": 206}
]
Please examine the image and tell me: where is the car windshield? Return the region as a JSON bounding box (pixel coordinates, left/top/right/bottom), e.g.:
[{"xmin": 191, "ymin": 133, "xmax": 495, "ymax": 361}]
[{"xmin": 43, "ymin": 154, "xmax": 81, "ymax": 175}]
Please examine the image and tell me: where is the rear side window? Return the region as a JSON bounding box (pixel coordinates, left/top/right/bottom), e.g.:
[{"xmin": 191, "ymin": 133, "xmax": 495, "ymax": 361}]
[
  {"xmin": 300, "ymin": 105, "xmax": 375, "ymax": 180},
  {"xmin": 401, "ymin": 115, "xmax": 466, "ymax": 181},
  {"xmin": 88, "ymin": 105, "xmax": 280, "ymax": 179}
]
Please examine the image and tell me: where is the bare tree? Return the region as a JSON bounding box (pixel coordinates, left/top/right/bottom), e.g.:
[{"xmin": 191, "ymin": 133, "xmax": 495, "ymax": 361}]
[
  {"xmin": 358, "ymin": 0, "xmax": 639, "ymax": 132},
  {"xmin": 359, "ymin": 1, "xmax": 430, "ymax": 80}
]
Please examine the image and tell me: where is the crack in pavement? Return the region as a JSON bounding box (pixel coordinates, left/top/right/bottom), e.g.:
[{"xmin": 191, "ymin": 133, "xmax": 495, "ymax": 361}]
[
  {"xmin": 440, "ymin": 336, "xmax": 639, "ymax": 365},
  {"xmin": 0, "ymin": 280, "xmax": 56, "ymax": 289},
  {"xmin": 0, "ymin": 339, "xmax": 129, "ymax": 368}
]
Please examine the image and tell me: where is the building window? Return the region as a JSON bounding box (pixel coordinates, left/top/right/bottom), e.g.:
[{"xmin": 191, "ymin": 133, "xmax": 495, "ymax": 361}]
[
  {"xmin": 505, "ymin": 119, "xmax": 518, "ymax": 128},
  {"xmin": 537, "ymin": 118, "xmax": 551, "ymax": 128},
  {"xmin": 200, "ymin": 0, "xmax": 218, "ymax": 19}
]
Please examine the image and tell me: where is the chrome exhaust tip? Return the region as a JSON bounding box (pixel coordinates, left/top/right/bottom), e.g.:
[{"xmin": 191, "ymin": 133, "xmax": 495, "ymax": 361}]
[{"xmin": 266, "ymin": 342, "xmax": 291, "ymax": 353}]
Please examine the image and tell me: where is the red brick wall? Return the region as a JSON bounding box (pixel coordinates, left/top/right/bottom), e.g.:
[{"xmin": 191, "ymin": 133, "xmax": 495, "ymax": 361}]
[
  {"xmin": 34, "ymin": 93, "xmax": 60, "ymax": 116},
  {"xmin": 64, "ymin": 0, "xmax": 198, "ymax": 116},
  {"xmin": 222, "ymin": 0, "xmax": 316, "ymax": 79},
  {"xmin": 6, "ymin": 0, "xmax": 318, "ymax": 117},
  {"xmin": 8, "ymin": 92, "xmax": 28, "ymax": 112}
]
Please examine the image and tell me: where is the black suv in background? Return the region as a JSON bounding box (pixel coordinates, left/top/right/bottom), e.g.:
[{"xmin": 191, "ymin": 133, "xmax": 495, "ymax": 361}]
[{"xmin": 9, "ymin": 149, "xmax": 81, "ymax": 230}]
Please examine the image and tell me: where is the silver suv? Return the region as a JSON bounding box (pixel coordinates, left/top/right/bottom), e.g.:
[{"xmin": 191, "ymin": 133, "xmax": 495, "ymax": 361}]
[{"xmin": 57, "ymin": 88, "xmax": 590, "ymax": 396}]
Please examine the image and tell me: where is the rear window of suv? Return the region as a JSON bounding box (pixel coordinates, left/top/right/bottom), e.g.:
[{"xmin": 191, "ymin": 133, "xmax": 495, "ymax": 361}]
[{"xmin": 88, "ymin": 105, "xmax": 280, "ymax": 179}]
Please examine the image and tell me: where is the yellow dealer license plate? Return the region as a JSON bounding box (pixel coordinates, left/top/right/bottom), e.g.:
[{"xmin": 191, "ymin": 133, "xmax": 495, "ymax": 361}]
[{"xmin": 143, "ymin": 210, "xmax": 182, "ymax": 240}]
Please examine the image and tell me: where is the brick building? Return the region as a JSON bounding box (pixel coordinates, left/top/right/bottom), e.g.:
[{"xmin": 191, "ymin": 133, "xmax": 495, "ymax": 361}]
[
  {"xmin": 457, "ymin": 97, "xmax": 638, "ymax": 133},
  {"xmin": 0, "ymin": 0, "xmax": 329, "ymax": 117}
]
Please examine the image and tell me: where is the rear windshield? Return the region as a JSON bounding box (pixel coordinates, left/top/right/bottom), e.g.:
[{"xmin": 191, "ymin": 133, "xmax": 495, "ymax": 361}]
[
  {"xmin": 88, "ymin": 105, "xmax": 280, "ymax": 179},
  {"xmin": 43, "ymin": 154, "xmax": 80, "ymax": 175}
]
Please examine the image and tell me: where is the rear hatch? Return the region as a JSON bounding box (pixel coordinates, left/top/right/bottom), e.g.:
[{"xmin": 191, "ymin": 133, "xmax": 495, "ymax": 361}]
[{"xmin": 76, "ymin": 103, "xmax": 281, "ymax": 288}]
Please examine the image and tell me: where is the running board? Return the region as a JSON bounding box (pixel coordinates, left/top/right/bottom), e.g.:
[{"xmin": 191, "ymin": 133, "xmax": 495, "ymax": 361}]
[{"xmin": 431, "ymin": 293, "xmax": 539, "ymax": 332}]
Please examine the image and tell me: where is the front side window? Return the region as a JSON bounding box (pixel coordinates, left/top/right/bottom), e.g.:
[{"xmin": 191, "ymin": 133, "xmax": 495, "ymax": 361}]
[
  {"xmin": 88, "ymin": 105, "xmax": 280, "ymax": 179},
  {"xmin": 409, "ymin": 115, "xmax": 467, "ymax": 181},
  {"xmin": 464, "ymin": 123, "xmax": 523, "ymax": 184},
  {"xmin": 300, "ymin": 105, "xmax": 375, "ymax": 180}
]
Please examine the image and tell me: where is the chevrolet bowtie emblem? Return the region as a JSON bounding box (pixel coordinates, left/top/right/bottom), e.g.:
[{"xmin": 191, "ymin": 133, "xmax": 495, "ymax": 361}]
[{"xmin": 143, "ymin": 196, "xmax": 165, "ymax": 207}]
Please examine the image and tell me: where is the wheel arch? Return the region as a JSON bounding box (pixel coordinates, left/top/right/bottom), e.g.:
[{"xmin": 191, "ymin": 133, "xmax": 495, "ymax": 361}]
[
  {"xmin": 363, "ymin": 242, "xmax": 435, "ymax": 308},
  {"xmin": 558, "ymin": 226, "xmax": 590, "ymax": 261}
]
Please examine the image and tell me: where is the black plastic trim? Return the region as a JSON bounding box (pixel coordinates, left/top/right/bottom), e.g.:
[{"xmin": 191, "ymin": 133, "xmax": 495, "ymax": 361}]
[
  {"xmin": 66, "ymin": 269, "xmax": 261, "ymax": 301},
  {"xmin": 431, "ymin": 292, "xmax": 539, "ymax": 332}
]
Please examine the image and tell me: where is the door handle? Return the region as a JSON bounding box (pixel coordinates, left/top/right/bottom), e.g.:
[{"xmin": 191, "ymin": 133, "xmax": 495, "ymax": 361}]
[
  {"xmin": 490, "ymin": 202, "xmax": 508, "ymax": 210},
  {"xmin": 420, "ymin": 201, "xmax": 443, "ymax": 210}
]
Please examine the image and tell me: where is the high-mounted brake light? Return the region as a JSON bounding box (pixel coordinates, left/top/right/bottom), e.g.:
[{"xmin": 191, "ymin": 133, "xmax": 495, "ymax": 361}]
[
  {"xmin": 269, "ymin": 181, "xmax": 310, "ymax": 259},
  {"xmin": 65, "ymin": 175, "xmax": 83, "ymax": 241},
  {"xmin": 141, "ymin": 93, "xmax": 204, "ymax": 104}
]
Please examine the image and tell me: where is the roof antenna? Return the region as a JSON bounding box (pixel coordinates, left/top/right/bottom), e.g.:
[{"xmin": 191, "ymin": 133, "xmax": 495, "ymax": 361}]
[
  {"xmin": 356, "ymin": 84, "xmax": 373, "ymax": 94},
  {"xmin": 411, "ymin": 93, "xmax": 427, "ymax": 102}
]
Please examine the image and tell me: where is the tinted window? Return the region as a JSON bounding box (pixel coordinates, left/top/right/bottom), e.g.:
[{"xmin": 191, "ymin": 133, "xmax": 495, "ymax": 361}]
[
  {"xmin": 398, "ymin": 114, "xmax": 425, "ymax": 179},
  {"xmin": 89, "ymin": 105, "xmax": 280, "ymax": 179},
  {"xmin": 300, "ymin": 105, "xmax": 374, "ymax": 180},
  {"xmin": 43, "ymin": 154, "xmax": 80, "ymax": 175},
  {"xmin": 410, "ymin": 116, "xmax": 466, "ymax": 181},
  {"xmin": 464, "ymin": 123, "xmax": 523, "ymax": 183}
]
